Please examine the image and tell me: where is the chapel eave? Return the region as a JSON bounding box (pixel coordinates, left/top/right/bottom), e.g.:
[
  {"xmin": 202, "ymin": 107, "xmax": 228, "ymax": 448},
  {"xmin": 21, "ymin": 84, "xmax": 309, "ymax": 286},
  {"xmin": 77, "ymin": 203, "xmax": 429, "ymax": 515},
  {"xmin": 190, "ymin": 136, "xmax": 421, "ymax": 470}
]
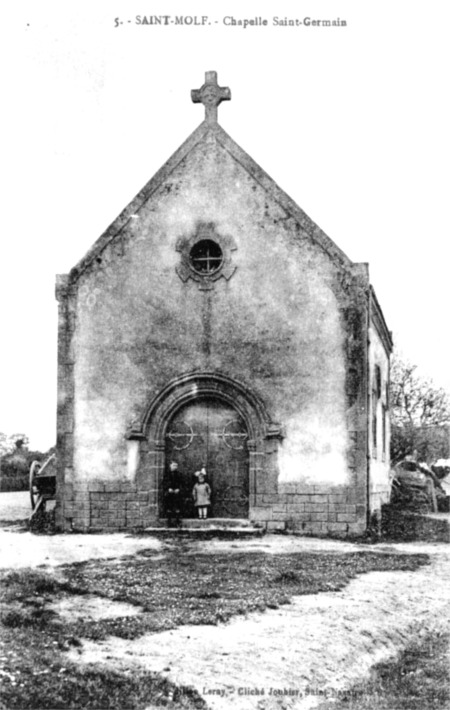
[
  {"xmin": 67, "ymin": 121, "xmax": 211, "ymax": 283},
  {"xmin": 369, "ymin": 286, "xmax": 394, "ymax": 354}
]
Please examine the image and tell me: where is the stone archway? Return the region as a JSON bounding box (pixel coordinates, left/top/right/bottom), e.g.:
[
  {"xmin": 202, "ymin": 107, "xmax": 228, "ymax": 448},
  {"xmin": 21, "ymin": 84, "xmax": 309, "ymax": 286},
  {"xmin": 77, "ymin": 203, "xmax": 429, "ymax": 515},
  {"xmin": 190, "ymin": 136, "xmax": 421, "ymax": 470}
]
[{"xmin": 131, "ymin": 372, "xmax": 282, "ymax": 522}]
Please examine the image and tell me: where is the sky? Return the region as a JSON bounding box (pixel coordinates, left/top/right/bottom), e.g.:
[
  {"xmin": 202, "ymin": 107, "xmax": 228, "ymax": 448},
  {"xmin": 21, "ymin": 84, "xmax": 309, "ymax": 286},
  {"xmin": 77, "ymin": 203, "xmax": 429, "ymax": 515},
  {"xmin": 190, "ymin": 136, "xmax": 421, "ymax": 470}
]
[{"xmin": 1, "ymin": 0, "xmax": 449, "ymax": 450}]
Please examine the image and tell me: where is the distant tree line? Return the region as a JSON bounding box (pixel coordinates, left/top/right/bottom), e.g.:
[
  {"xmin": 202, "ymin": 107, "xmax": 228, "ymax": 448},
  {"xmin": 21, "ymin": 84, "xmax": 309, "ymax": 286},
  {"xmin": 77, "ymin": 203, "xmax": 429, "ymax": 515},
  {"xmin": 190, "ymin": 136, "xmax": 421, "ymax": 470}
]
[
  {"xmin": 390, "ymin": 355, "xmax": 450, "ymax": 464},
  {"xmin": 0, "ymin": 434, "xmax": 53, "ymax": 492}
]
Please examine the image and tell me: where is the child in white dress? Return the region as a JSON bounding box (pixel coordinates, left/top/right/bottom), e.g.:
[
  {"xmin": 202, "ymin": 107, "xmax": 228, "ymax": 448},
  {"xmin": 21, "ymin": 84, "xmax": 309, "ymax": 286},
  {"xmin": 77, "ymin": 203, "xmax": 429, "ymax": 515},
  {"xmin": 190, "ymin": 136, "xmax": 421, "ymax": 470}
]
[{"xmin": 193, "ymin": 469, "xmax": 211, "ymax": 519}]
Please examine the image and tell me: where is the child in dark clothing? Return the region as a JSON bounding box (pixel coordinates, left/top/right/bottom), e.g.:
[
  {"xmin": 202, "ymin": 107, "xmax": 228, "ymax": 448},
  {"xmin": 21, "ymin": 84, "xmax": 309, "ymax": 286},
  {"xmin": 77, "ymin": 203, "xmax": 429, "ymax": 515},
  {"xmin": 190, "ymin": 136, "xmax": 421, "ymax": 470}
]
[{"xmin": 164, "ymin": 461, "xmax": 183, "ymax": 527}]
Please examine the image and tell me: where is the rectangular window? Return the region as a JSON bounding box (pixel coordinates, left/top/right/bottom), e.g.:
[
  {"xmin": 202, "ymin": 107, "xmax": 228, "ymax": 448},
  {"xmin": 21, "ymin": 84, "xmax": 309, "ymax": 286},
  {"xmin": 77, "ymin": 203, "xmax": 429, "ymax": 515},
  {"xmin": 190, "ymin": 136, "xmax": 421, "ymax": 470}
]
[
  {"xmin": 375, "ymin": 365, "xmax": 382, "ymax": 399},
  {"xmin": 382, "ymin": 405, "xmax": 387, "ymax": 460},
  {"xmin": 372, "ymin": 396, "xmax": 378, "ymax": 458}
]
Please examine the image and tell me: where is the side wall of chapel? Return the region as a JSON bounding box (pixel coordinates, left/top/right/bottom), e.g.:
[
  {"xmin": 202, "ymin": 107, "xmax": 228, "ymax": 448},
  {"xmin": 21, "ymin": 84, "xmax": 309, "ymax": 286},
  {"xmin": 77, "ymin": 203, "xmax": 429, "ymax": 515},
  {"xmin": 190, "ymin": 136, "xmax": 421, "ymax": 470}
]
[{"xmin": 367, "ymin": 317, "xmax": 392, "ymax": 520}]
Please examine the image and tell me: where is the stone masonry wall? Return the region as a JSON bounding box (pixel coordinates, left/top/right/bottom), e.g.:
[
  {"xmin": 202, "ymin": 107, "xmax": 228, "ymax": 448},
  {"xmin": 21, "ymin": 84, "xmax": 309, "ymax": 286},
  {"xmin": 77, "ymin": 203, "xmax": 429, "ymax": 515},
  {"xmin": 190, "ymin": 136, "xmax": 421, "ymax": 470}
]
[{"xmin": 56, "ymin": 127, "xmax": 370, "ymax": 536}]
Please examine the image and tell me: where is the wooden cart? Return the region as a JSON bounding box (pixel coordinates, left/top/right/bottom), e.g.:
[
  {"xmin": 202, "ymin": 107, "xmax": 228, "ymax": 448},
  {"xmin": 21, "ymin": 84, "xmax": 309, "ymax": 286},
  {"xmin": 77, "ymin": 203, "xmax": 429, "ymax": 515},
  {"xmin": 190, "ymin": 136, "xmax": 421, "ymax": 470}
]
[{"xmin": 29, "ymin": 454, "xmax": 56, "ymax": 520}]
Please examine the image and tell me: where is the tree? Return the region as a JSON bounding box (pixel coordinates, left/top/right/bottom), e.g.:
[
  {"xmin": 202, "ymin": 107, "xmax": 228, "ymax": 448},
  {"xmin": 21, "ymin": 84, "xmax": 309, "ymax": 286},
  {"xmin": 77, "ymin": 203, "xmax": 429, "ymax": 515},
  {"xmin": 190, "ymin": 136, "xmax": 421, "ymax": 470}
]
[
  {"xmin": 0, "ymin": 433, "xmax": 29, "ymax": 457},
  {"xmin": 0, "ymin": 434, "xmax": 47, "ymax": 492},
  {"xmin": 390, "ymin": 355, "xmax": 450, "ymax": 463}
]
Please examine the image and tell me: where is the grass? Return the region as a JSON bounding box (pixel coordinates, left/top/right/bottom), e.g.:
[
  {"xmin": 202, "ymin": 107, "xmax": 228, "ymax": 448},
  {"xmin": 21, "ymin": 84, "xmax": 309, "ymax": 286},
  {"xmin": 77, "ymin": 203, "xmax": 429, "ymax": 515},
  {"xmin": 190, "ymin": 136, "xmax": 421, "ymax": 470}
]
[
  {"xmin": 0, "ymin": 542, "xmax": 430, "ymax": 709},
  {"xmin": 0, "ymin": 626, "xmax": 206, "ymax": 710},
  {"xmin": 315, "ymin": 631, "xmax": 450, "ymax": 710}
]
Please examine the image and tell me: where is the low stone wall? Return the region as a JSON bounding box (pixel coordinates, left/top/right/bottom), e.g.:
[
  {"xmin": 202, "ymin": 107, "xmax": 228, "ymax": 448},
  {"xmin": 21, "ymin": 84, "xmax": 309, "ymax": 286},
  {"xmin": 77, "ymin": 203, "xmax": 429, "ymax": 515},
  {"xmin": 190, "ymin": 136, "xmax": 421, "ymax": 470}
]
[
  {"xmin": 57, "ymin": 479, "xmax": 366, "ymax": 537},
  {"xmin": 57, "ymin": 481, "xmax": 157, "ymax": 532},
  {"xmin": 251, "ymin": 483, "xmax": 366, "ymax": 537}
]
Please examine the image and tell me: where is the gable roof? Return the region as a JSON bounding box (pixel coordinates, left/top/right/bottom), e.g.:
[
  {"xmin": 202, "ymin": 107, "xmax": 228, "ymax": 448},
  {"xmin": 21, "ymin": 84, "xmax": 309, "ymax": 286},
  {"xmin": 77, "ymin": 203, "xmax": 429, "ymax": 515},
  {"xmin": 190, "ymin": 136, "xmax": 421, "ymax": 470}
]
[{"xmin": 68, "ymin": 120, "xmax": 354, "ymax": 283}]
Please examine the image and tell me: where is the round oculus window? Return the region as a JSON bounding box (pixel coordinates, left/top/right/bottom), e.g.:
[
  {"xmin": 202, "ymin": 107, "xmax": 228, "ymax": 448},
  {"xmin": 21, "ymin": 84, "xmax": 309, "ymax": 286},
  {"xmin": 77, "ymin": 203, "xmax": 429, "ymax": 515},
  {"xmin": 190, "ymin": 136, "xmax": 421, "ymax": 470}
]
[{"xmin": 189, "ymin": 239, "xmax": 223, "ymax": 275}]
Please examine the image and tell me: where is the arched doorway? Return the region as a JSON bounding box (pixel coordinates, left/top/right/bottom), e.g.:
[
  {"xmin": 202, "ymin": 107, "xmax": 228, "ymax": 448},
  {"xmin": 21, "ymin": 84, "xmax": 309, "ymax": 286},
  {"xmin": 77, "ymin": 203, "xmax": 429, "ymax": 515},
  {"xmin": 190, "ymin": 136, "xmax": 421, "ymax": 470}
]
[{"xmin": 163, "ymin": 397, "xmax": 249, "ymax": 519}]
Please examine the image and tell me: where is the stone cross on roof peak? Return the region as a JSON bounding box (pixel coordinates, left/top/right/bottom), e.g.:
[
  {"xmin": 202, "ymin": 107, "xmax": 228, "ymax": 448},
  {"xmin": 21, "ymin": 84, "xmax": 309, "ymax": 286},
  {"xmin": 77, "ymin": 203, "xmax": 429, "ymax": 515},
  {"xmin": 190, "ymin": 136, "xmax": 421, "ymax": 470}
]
[{"xmin": 191, "ymin": 71, "xmax": 231, "ymax": 124}]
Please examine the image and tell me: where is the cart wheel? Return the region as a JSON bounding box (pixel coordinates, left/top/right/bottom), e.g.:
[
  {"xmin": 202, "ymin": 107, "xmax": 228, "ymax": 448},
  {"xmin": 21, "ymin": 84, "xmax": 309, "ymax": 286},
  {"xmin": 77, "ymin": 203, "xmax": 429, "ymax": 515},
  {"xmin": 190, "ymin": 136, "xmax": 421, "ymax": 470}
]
[{"xmin": 29, "ymin": 461, "xmax": 41, "ymax": 510}]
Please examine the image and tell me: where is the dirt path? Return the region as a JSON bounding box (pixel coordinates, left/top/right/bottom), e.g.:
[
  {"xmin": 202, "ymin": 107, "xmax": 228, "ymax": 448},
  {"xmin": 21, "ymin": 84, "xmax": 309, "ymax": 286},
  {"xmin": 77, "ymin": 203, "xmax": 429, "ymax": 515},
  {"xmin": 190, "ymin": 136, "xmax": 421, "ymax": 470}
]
[
  {"xmin": 0, "ymin": 528, "xmax": 162, "ymax": 568},
  {"xmin": 66, "ymin": 541, "xmax": 450, "ymax": 710}
]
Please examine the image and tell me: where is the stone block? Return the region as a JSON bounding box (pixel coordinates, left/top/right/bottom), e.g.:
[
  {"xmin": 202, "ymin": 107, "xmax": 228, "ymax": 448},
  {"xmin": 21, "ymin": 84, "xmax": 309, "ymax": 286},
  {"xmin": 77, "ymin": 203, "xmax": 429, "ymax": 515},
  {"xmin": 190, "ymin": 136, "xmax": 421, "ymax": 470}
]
[
  {"xmin": 310, "ymin": 495, "xmax": 328, "ymax": 503},
  {"xmin": 330, "ymin": 494, "xmax": 347, "ymax": 503},
  {"xmin": 63, "ymin": 483, "xmax": 74, "ymax": 498},
  {"xmin": 272, "ymin": 504, "xmax": 287, "ymax": 514},
  {"xmin": 104, "ymin": 482, "xmax": 124, "ymax": 493},
  {"xmin": 262, "ymin": 495, "xmax": 280, "ymax": 504},
  {"xmin": 108, "ymin": 501, "xmax": 122, "ymax": 512},
  {"xmin": 144, "ymin": 489, "xmax": 157, "ymax": 504},
  {"xmin": 308, "ymin": 503, "xmax": 327, "ymax": 513},
  {"xmin": 90, "ymin": 502, "xmax": 107, "ymax": 513},
  {"xmin": 90, "ymin": 482, "xmax": 106, "ymax": 492},
  {"xmin": 331, "ymin": 503, "xmax": 348, "ymax": 512},
  {"xmin": 89, "ymin": 492, "xmax": 103, "ymax": 501},
  {"xmin": 61, "ymin": 516, "xmax": 71, "ymax": 531},
  {"xmin": 126, "ymin": 501, "xmax": 141, "ymax": 510},
  {"xmin": 126, "ymin": 511, "xmax": 142, "ymax": 521},
  {"xmin": 272, "ymin": 511, "xmax": 288, "ymax": 522},
  {"xmin": 356, "ymin": 505, "xmax": 366, "ymax": 518},
  {"xmin": 326, "ymin": 522, "xmax": 349, "ymax": 533},
  {"xmin": 278, "ymin": 482, "xmax": 297, "ymax": 494},
  {"xmin": 113, "ymin": 518, "xmax": 127, "ymax": 527},
  {"xmin": 106, "ymin": 508, "xmax": 125, "ymax": 520},
  {"xmin": 64, "ymin": 433, "xmax": 74, "ymax": 456},
  {"xmin": 138, "ymin": 479, "xmax": 154, "ymax": 491},
  {"xmin": 251, "ymin": 508, "xmax": 272, "ymax": 522},
  {"xmin": 267, "ymin": 521, "xmax": 286, "ymax": 531},
  {"xmin": 305, "ymin": 485, "xmax": 319, "ymax": 494},
  {"xmin": 72, "ymin": 519, "xmax": 88, "ymax": 532},
  {"xmin": 255, "ymin": 480, "xmax": 276, "ymax": 495},
  {"xmin": 286, "ymin": 503, "xmax": 305, "ymax": 513}
]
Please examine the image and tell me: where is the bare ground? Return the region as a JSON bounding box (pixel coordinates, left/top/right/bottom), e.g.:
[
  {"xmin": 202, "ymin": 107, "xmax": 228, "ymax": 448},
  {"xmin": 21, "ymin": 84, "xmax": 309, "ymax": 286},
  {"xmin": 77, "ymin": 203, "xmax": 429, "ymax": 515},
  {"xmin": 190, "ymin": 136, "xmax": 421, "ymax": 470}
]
[
  {"xmin": 62, "ymin": 540, "xmax": 450, "ymax": 710},
  {"xmin": 1, "ymin": 493, "xmax": 449, "ymax": 709},
  {"xmin": 0, "ymin": 528, "xmax": 163, "ymax": 568}
]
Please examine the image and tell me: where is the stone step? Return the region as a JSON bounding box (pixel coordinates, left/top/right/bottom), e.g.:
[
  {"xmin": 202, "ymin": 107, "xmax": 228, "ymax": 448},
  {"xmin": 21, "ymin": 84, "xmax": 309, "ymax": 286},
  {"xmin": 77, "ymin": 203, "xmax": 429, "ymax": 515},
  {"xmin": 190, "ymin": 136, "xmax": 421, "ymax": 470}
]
[
  {"xmin": 144, "ymin": 518, "xmax": 264, "ymax": 535},
  {"xmin": 177, "ymin": 518, "xmax": 255, "ymax": 529}
]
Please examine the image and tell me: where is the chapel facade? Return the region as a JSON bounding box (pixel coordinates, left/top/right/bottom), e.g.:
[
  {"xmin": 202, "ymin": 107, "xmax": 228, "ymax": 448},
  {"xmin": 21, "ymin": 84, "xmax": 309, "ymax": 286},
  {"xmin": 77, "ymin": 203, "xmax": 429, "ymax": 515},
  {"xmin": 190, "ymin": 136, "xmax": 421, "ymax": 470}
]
[{"xmin": 55, "ymin": 71, "xmax": 393, "ymax": 535}]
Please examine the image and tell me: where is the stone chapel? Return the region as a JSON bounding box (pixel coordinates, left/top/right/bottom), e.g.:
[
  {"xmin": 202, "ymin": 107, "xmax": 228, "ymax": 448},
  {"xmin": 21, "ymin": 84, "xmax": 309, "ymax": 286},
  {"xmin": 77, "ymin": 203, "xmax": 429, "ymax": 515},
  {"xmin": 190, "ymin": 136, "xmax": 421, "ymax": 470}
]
[{"xmin": 55, "ymin": 71, "xmax": 393, "ymax": 535}]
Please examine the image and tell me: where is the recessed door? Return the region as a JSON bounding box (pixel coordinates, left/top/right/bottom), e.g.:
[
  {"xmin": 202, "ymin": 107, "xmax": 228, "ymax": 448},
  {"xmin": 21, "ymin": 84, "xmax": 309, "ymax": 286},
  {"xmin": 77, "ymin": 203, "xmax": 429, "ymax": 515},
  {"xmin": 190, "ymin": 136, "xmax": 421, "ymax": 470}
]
[{"xmin": 163, "ymin": 398, "xmax": 249, "ymax": 518}]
